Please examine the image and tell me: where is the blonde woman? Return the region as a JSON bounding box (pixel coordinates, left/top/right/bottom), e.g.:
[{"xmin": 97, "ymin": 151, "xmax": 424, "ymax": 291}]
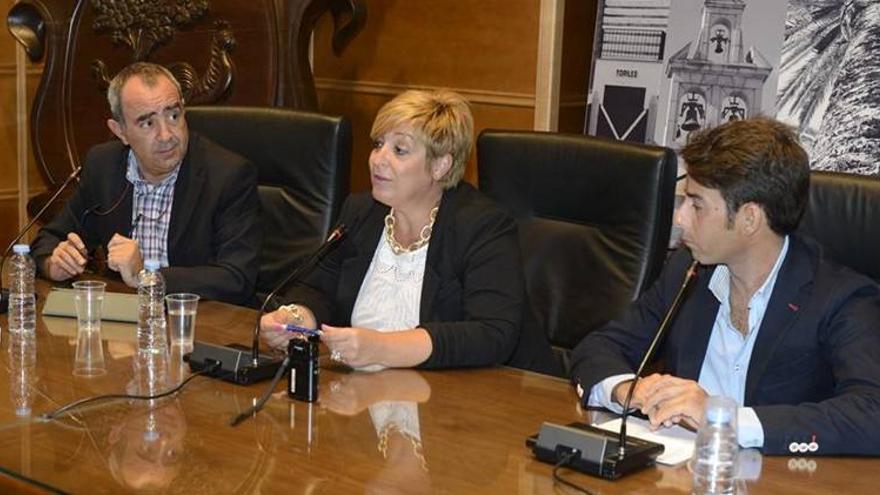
[{"xmin": 261, "ymin": 89, "xmax": 556, "ymax": 374}]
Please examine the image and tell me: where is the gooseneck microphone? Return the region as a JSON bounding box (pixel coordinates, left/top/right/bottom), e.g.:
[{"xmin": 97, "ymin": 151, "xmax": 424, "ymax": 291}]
[
  {"xmin": 185, "ymin": 224, "xmax": 346, "ymax": 385},
  {"xmin": 528, "ymin": 259, "xmax": 699, "ymax": 481},
  {"xmin": 250, "ymin": 225, "xmax": 346, "ymax": 365},
  {"xmin": 0, "ymin": 166, "xmax": 83, "ymax": 313},
  {"xmin": 617, "ymin": 260, "xmax": 699, "ymax": 458}
]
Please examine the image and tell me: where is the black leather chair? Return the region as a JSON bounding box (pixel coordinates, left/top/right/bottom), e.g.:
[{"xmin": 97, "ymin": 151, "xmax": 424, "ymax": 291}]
[
  {"xmin": 797, "ymin": 171, "xmax": 880, "ymax": 282},
  {"xmin": 186, "ymin": 106, "xmax": 351, "ymax": 301},
  {"xmin": 478, "ymin": 130, "xmax": 677, "ymax": 373}
]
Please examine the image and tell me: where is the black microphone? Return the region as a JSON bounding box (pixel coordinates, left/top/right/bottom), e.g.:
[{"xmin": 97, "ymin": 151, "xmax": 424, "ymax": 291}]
[
  {"xmin": 528, "ymin": 259, "xmax": 699, "ymax": 480},
  {"xmin": 617, "ymin": 260, "xmax": 699, "ymax": 458},
  {"xmin": 250, "ymin": 224, "xmax": 346, "ymax": 364},
  {"xmin": 0, "ymin": 166, "xmax": 83, "ymax": 313},
  {"xmin": 185, "ymin": 224, "xmax": 347, "ymax": 385}
]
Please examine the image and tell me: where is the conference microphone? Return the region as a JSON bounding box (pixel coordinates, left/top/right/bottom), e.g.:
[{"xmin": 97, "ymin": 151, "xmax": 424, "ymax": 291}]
[
  {"xmin": 185, "ymin": 224, "xmax": 347, "ymax": 385},
  {"xmin": 0, "ymin": 166, "xmax": 83, "ymax": 313},
  {"xmin": 527, "ymin": 259, "xmax": 699, "ymax": 480},
  {"xmin": 617, "ymin": 259, "xmax": 699, "ymax": 458}
]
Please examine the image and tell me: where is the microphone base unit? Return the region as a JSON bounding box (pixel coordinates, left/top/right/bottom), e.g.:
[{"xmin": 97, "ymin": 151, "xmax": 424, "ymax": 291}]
[
  {"xmin": 526, "ymin": 422, "xmax": 664, "ymax": 480},
  {"xmin": 185, "ymin": 341, "xmax": 284, "ymax": 385}
]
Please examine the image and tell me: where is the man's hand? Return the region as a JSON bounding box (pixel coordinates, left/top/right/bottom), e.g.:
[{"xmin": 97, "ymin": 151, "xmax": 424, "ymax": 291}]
[
  {"xmin": 639, "ymin": 375, "xmax": 708, "ymax": 430},
  {"xmin": 45, "ymin": 233, "xmax": 88, "ymax": 281},
  {"xmin": 612, "ymin": 373, "xmax": 668, "ymax": 410},
  {"xmin": 106, "ymin": 234, "xmax": 143, "ymax": 287}
]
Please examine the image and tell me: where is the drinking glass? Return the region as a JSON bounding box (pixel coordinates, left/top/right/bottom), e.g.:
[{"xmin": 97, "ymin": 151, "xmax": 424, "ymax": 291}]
[
  {"xmin": 166, "ymin": 293, "xmax": 199, "ymax": 349},
  {"xmin": 73, "ymin": 280, "xmax": 106, "ymax": 333},
  {"xmin": 72, "ymin": 280, "xmax": 107, "ymax": 377}
]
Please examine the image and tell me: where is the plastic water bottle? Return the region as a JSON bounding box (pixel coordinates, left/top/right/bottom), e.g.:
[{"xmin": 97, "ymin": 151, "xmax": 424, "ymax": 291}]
[
  {"xmin": 8, "ymin": 244, "xmax": 36, "ymax": 334},
  {"xmin": 137, "ymin": 260, "xmax": 167, "ymax": 354},
  {"xmin": 692, "ymin": 396, "xmax": 739, "ymax": 494}
]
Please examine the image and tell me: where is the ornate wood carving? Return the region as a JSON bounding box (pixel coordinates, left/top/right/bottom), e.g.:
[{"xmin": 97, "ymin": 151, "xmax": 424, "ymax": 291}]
[
  {"xmin": 89, "ymin": 1, "xmax": 235, "ymax": 105},
  {"xmin": 91, "ymin": 0, "xmax": 210, "ymax": 61},
  {"xmin": 91, "ymin": 20, "xmax": 237, "ymax": 106}
]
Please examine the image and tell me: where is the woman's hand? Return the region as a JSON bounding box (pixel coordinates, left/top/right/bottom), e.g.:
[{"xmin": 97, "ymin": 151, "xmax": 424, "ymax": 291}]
[
  {"xmin": 321, "ymin": 324, "xmax": 383, "ymax": 368},
  {"xmin": 259, "ymin": 309, "xmax": 299, "ymax": 351},
  {"xmin": 321, "ymin": 325, "xmax": 433, "ymax": 369},
  {"xmin": 260, "ymin": 305, "xmax": 318, "ymax": 351}
]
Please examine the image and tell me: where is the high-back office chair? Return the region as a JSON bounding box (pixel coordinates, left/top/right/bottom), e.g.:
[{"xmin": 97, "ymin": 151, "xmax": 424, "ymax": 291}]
[
  {"xmin": 186, "ymin": 106, "xmax": 351, "ymax": 301},
  {"xmin": 797, "ymin": 171, "xmax": 880, "ymax": 282},
  {"xmin": 478, "ymin": 130, "xmax": 677, "ymax": 373}
]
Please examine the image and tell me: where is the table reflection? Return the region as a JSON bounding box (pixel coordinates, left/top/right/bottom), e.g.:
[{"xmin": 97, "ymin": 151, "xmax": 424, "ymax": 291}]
[
  {"xmin": 7, "ymin": 332, "xmax": 37, "ymax": 417},
  {"xmin": 2, "ymin": 280, "xmax": 872, "ymax": 494},
  {"xmin": 107, "ymin": 400, "xmax": 186, "ymax": 490},
  {"xmin": 323, "ymin": 369, "xmax": 431, "ymax": 416},
  {"xmin": 323, "ymin": 369, "xmax": 432, "ymax": 494}
]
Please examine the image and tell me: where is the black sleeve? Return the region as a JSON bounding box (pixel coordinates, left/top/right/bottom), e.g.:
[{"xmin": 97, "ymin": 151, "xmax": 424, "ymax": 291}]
[
  {"xmin": 161, "ymin": 160, "xmax": 261, "ymax": 305},
  {"xmin": 31, "ymin": 149, "xmax": 102, "ymax": 275},
  {"xmin": 568, "ymin": 250, "xmax": 693, "ymax": 399},
  {"xmin": 417, "ymin": 209, "xmax": 523, "ymax": 369},
  {"xmin": 281, "ymin": 195, "xmax": 366, "ymax": 324}
]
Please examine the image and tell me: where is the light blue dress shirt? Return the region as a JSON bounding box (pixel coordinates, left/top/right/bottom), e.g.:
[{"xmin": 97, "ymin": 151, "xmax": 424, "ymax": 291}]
[{"xmin": 585, "ymin": 236, "xmax": 790, "ymax": 448}]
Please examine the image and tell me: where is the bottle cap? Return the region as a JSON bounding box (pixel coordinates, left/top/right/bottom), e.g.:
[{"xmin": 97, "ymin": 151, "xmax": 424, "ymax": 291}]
[
  {"xmin": 144, "ymin": 260, "xmax": 161, "ymax": 271},
  {"xmin": 12, "ymin": 244, "xmax": 30, "ymax": 255}
]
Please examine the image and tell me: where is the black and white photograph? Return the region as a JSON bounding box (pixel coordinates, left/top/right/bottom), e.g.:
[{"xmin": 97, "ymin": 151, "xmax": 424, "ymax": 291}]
[
  {"xmin": 586, "ymin": 0, "xmax": 787, "ymax": 148},
  {"xmin": 777, "ymin": 0, "xmax": 880, "ymax": 175}
]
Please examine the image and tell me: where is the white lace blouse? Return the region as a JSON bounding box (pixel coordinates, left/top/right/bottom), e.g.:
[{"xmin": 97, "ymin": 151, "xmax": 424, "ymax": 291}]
[{"xmin": 350, "ymin": 235, "xmax": 429, "ymax": 370}]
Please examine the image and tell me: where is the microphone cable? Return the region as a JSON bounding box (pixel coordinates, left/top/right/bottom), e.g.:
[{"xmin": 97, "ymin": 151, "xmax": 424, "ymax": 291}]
[
  {"xmin": 39, "ymin": 361, "xmax": 220, "ymax": 421},
  {"xmin": 229, "ymin": 354, "xmax": 292, "ymax": 427},
  {"xmin": 552, "ymin": 450, "xmax": 596, "ymax": 494}
]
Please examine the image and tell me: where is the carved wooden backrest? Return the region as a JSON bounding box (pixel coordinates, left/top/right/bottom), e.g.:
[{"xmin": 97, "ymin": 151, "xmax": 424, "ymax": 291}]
[{"xmin": 8, "ymin": 0, "xmax": 364, "ymax": 193}]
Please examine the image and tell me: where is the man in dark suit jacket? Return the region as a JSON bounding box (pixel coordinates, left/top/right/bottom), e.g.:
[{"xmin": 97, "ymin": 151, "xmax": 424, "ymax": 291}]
[
  {"xmin": 31, "ymin": 62, "xmax": 260, "ymax": 305},
  {"xmin": 571, "ymin": 117, "xmax": 880, "ymax": 455}
]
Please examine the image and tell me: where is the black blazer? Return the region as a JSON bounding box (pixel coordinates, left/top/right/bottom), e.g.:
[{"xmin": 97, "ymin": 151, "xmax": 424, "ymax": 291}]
[
  {"xmin": 286, "ymin": 183, "xmax": 557, "ymax": 374},
  {"xmin": 571, "ymin": 236, "xmax": 880, "ymax": 455},
  {"xmin": 31, "ymin": 133, "xmax": 262, "ymax": 305}
]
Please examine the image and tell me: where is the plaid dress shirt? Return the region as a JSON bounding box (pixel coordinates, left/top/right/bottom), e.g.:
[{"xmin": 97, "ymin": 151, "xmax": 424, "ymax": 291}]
[{"xmin": 126, "ymin": 151, "xmax": 180, "ymax": 267}]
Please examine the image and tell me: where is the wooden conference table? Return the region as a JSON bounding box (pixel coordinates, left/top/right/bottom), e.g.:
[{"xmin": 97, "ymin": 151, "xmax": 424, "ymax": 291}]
[{"xmin": 0, "ymin": 280, "xmax": 875, "ymax": 494}]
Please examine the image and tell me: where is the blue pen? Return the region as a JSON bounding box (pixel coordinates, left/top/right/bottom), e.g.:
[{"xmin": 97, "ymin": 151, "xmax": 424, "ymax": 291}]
[{"xmin": 278, "ymin": 323, "xmax": 320, "ymax": 337}]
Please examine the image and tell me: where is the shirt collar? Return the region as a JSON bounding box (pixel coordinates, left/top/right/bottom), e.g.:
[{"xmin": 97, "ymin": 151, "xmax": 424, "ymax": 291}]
[
  {"xmin": 125, "ymin": 149, "xmax": 180, "ymax": 188},
  {"xmin": 708, "ymin": 235, "xmax": 790, "ymax": 308}
]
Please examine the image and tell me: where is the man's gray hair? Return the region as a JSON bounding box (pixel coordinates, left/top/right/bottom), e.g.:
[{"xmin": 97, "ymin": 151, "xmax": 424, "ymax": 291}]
[{"xmin": 107, "ymin": 62, "xmax": 184, "ymax": 124}]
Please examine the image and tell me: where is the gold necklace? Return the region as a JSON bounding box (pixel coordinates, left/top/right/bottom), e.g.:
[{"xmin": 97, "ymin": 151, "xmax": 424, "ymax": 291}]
[
  {"xmin": 384, "ymin": 206, "xmax": 439, "ymax": 255},
  {"xmin": 377, "ymin": 423, "xmax": 429, "ymax": 471}
]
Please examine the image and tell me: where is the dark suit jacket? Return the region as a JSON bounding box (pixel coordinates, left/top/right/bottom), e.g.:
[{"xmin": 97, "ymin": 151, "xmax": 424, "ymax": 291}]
[
  {"xmin": 31, "ymin": 133, "xmax": 261, "ymax": 305},
  {"xmin": 285, "ymin": 183, "xmax": 558, "ymax": 374},
  {"xmin": 571, "ymin": 236, "xmax": 880, "ymax": 455}
]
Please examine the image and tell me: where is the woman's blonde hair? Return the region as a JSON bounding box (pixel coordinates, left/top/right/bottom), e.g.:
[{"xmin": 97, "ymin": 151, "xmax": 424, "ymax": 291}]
[{"xmin": 371, "ymin": 89, "xmax": 474, "ymax": 189}]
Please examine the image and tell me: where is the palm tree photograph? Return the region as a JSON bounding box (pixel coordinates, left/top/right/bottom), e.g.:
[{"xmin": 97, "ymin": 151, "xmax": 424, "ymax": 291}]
[{"xmin": 778, "ymin": 0, "xmax": 880, "ymax": 175}]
